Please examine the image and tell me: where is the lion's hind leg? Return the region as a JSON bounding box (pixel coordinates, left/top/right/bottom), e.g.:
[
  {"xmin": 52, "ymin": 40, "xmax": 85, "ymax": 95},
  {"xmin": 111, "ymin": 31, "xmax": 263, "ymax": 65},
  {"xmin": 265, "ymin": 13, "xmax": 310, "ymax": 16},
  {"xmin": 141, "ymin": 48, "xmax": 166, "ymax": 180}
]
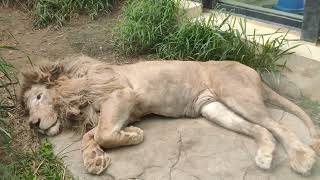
[
  {"xmin": 201, "ymin": 102, "xmax": 276, "ymax": 170},
  {"xmin": 220, "ymin": 95, "xmax": 316, "ymax": 175},
  {"xmin": 81, "ymin": 128, "xmax": 111, "ymax": 175}
]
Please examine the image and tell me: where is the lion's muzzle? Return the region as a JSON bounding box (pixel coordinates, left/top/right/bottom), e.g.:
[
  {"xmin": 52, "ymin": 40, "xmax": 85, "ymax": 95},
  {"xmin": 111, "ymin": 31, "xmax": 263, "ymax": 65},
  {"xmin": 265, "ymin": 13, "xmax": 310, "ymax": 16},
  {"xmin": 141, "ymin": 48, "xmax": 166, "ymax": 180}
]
[{"xmin": 29, "ymin": 118, "xmax": 41, "ymax": 129}]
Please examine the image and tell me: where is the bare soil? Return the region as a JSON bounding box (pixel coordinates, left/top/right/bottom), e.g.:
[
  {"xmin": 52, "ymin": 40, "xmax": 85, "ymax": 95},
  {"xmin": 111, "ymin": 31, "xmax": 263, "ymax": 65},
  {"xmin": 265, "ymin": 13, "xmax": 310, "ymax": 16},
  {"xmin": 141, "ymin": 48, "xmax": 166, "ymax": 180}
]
[{"xmin": 0, "ymin": 7, "xmax": 150, "ymax": 69}]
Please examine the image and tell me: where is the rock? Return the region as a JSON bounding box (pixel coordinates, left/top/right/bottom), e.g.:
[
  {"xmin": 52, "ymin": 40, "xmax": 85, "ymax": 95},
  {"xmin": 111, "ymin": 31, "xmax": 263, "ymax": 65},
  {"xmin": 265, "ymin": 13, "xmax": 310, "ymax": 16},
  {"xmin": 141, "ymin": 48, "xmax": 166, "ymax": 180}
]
[
  {"xmin": 49, "ymin": 110, "xmax": 320, "ymax": 180},
  {"xmin": 279, "ymin": 55, "xmax": 320, "ymax": 101}
]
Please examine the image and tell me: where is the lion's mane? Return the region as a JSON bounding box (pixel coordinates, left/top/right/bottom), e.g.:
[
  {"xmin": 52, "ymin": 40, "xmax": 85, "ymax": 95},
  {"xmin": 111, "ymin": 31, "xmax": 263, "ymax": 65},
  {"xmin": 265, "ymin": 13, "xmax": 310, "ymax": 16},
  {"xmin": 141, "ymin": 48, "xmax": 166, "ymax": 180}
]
[{"xmin": 21, "ymin": 56, "xmax": 124, "ymax": 133}]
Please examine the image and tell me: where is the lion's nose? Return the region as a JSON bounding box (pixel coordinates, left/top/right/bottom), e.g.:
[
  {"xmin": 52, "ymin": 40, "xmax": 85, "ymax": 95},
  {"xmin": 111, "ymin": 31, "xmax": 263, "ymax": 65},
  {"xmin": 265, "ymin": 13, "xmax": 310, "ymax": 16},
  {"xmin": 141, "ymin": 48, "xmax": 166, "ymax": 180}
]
[{"xmin": 29, "ymin": 118, "xmax": 41, "ymax": 129}]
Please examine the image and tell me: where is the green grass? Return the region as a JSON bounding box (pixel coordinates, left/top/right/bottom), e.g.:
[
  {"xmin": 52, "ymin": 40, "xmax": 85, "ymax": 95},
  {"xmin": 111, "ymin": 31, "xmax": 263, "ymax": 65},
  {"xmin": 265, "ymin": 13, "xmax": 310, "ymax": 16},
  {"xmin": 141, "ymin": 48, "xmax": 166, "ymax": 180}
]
[
  {"xmin": 33, "ymin": 0, "xmax": 115, "ymax": 27},
  {"xmin": 1, "ymin": 139, "xmax": 71, "ymax": 179},
  {"xmin": 2, "ymin": 139, "xmax": 71, "ymax": 179},
  {"xmin": 1, "ymin": 0, "xmax": 116, "ymax": 27},
  {"xmin": 33, "ymin": 0, "xmax": 74, "ymax": 27},
  {"xmin": 113, "ymin": 0, "xmax": 179, "ymax": 55},
  {"xmin": 156, "ymin": 16, "xmax": 297, "ymax": 72},
  {"xmin": 114, "ymin": 0, "xmax": 297, "ymax": 72}
]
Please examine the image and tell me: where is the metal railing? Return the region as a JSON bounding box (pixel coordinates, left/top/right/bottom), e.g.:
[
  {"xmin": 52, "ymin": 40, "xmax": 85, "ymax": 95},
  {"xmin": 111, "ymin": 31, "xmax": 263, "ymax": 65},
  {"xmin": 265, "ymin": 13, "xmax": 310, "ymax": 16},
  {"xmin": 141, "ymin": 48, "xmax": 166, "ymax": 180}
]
[{"xmin": 202, "ymin": 0, "xmax": 320, "ymax": 43}]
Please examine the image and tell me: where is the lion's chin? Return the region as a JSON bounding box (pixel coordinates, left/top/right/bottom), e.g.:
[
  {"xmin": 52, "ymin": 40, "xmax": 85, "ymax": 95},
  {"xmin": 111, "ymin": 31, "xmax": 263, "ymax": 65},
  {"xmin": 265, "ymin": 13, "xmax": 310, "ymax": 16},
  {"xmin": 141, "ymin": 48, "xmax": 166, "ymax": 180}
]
[{"xmin": 45, "ymin": 121, "xmax": 61, "ymax": 136}]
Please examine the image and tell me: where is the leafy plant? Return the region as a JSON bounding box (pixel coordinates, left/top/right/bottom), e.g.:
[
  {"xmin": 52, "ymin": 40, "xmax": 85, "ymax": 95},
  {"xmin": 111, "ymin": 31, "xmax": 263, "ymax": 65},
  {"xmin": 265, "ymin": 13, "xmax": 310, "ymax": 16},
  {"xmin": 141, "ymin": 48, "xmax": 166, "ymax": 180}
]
[
  {"xmin": 155, "ymin": 12, "xmax": 298, "ymax": 72},
  {"xmin": 115, "ymin": 0, "xmax": 298, "ymax": 72},
  {"xmin": 75, "ymin": 0, "xmax": 115, "ymax": 18},
  {"xmin": 33, "ymin": 0, "xmax": 74, "ymax": 27},
  {"xmin": 113, "ymin": 0, "xmax": 179, "ymax": 55}
]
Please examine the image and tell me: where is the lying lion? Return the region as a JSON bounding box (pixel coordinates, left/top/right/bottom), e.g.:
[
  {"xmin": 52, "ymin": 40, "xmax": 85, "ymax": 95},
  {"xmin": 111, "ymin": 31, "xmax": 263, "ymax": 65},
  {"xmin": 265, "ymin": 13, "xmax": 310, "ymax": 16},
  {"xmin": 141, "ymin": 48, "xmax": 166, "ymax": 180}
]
[{"xmin": 21, "ymin": 56, "xmax": 320, "ymax": 175}]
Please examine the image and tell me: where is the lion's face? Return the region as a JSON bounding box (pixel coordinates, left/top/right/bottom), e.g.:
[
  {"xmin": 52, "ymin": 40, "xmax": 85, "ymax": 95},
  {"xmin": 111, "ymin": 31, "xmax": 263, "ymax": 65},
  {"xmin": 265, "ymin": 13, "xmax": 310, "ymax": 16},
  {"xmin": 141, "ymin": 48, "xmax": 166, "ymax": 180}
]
[{"xmin": 24, "ymin": 84, "xmax": 60, "ymax": 136}]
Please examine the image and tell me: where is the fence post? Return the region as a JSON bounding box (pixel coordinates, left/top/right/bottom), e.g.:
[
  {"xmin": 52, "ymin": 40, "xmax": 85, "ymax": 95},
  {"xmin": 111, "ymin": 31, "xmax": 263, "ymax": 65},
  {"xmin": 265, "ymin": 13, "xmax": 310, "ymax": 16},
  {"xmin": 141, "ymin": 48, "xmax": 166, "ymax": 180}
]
[
  {"xmin": 301, "ymin": 0, "xmax": 320, "ymax": 43},
  {"xmin": 202, "ymin": 0, "xmax": 218, "ymax": 9}
]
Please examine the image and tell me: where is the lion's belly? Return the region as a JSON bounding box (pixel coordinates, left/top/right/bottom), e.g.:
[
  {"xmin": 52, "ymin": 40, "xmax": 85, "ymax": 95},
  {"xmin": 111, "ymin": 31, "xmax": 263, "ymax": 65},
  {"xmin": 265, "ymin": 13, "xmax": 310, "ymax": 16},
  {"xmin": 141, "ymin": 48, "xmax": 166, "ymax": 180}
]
[
  {"xmin": 146, "ymin": 101, "xmax": 194, "ymax": 118},
  {"xmin": 136, "ymin": 87, "xmax": 212, "ymax": 118},
  {"xmin": 149, "ymin": 97, "xmax": 192, "ymax": 117}
]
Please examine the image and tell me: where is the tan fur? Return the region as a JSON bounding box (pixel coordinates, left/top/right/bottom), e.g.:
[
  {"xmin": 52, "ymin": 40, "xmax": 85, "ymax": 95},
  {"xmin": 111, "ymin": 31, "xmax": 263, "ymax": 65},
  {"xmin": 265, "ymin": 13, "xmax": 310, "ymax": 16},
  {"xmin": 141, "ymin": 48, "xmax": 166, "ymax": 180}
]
[
  {"xmin": 21, "ymin": 56, "xmax": 124, "ymax": 133},
  {"xmin": 21, "ymin": 56, "xmax": 320, "ymax": 175}
]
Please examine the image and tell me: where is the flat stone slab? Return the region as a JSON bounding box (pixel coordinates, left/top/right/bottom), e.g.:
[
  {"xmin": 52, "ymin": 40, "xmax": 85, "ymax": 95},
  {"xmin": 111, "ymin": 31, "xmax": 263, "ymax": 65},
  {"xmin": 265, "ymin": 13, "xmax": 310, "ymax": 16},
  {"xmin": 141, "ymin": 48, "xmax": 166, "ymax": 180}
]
[{"xmin": 49, "ymin": 109, "xmax": 320, "ymax": 180}]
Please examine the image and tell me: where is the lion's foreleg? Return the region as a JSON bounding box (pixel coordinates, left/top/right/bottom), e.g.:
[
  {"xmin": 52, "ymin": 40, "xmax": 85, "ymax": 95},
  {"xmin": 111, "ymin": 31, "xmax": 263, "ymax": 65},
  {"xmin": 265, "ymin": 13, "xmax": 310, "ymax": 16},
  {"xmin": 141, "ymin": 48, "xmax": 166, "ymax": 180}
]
[
  {"xmin": 201, "ymin": 102, "xmax": 276, "ymax": 170},
  {"xmin": 81, "ymin": 88, "xmax": 144, "ymax": 175},
  {"xmin": 94, "ymin": 88, "xmax": 144, "ymax": 148},
  {"xmin": 81, "ymin": 128, "xmax": 111, "ymax": 175},
  {"xmin": 81, "ymin": 127, "xmax": 143, "ymax": 175}
]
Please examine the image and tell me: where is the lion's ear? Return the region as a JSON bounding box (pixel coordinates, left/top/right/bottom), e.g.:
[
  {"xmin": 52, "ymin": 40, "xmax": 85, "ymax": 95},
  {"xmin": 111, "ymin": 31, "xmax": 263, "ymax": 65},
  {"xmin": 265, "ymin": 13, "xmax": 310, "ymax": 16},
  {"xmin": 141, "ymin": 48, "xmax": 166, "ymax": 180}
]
[
  {"xmin": 21, "ymin": 70, "xmax": 40, "ymax": 82},
  {"xmin": 20, "ymin": 63, "xmax": 65, "ymax": 93},
  {"xmin": 19, "ymin": 70, "xmax": 40, "ymax": 111},
  {"xmin": 21, "ymin": 63, "xmax": 64, "ymax": 84},
  {"xmin": 21, "ymin": 70, "xmax": 41, "ymax": 91},
  {"xmin": 39, "ymin": 63, "xmax": 64, "ymax": 82}
]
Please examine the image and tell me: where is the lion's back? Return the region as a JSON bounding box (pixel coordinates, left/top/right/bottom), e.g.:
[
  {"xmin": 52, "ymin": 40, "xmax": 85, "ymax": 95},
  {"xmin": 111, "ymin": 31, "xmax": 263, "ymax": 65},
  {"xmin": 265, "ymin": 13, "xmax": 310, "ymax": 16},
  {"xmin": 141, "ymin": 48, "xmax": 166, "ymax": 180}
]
[{"xmin": 112, "ymin": 61, "xmax": 212, "ymax": 117}]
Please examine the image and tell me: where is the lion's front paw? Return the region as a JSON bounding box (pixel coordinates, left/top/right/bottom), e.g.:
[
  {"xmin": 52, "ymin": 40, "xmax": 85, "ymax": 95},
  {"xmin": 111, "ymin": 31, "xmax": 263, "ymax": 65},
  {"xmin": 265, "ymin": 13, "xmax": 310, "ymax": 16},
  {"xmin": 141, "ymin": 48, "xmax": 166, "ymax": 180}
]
[
  {"xmin": 82, "ymin": 144, "xmax": 111, "ymax": 175},
  {"xmin": 289, "ymin": 145, "xmax": 316, "ymax": 175},
  {"xmin": 310, "ymin": 139, "xmax": 320, "ymax": 156},
  {"xmin": 255, "ymin": 148, "xmax": 273, "ymax": 170},
  {"xmin": 123, "ymin": 126, "xmax": 144, "ymax": 145}
]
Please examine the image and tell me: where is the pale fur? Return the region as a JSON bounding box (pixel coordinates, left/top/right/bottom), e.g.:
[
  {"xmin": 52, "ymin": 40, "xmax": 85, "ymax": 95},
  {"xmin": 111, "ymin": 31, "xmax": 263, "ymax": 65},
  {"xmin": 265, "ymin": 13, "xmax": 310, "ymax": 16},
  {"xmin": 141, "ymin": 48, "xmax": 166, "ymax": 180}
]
[
  {"xmin": 201, "ymin": 102, "xmax": 275, "ymax": 169},
  {"xmin": 21, "ymin": 55, "xmax": 320, "ymax": 175}
]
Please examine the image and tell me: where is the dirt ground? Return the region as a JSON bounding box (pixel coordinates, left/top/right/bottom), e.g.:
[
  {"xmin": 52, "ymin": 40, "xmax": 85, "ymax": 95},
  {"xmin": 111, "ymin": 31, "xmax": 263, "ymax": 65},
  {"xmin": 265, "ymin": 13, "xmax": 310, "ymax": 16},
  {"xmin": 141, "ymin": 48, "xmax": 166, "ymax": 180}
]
[{"xmin": 0, "ymin": 6, "xmax": 151, "ymax": 70}]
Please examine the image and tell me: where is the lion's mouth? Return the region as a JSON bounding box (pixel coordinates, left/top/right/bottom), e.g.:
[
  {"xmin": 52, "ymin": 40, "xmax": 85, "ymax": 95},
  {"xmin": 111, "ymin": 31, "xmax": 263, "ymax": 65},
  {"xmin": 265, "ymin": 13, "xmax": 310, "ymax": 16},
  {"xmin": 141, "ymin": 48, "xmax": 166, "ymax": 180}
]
[
  {"xmin": 36, "ymin": 120, "xmax": 60, "ymax": 136},
  {"xmin": 46, "ymin": 120, "xmax": 61, "ymax": 136},
  {"xmin": 43, "ymin": 120, "xmax": 58, "ymax": 131}
]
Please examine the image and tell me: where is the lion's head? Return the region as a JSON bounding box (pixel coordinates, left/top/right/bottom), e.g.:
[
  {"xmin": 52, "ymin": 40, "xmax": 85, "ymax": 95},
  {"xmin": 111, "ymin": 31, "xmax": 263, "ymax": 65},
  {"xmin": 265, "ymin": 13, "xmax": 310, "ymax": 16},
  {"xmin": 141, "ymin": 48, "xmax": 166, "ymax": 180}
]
[
  {"xmin": 20, "ymin": 57, "xmax": 125, "ymax": 136},
  {"xmin": 21, "ymin": 63, "xmax": 64, "ymax": 136},
  {"xmin": 24, "ymin": 84, "xmax": 60, "ymax": 136}
]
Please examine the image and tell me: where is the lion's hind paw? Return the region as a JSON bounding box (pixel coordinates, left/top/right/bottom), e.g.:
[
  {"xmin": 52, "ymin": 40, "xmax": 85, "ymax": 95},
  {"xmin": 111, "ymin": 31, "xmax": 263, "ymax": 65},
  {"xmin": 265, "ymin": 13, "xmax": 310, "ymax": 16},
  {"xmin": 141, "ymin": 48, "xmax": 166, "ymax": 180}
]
[
  {"xmin": 123, "ymin": 126, "xmax": 144, "ymax": 145},
  {"xmin": 255, "ymin": 148, "xmax": 273, "ymax": 170},
  {"xmin": 289, "ymin": 146, "xmax": 316, "ymax": 175},
  {"xmin": 82, "ymin": 145, "xmax": 111, "ymax": 175}
]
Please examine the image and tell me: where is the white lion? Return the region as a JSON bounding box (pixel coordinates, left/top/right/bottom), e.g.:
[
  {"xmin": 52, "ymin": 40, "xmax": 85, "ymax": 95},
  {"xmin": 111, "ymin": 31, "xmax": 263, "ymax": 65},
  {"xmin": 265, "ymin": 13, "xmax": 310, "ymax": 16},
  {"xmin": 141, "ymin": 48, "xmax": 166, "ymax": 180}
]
[{"xmin": 21, "ymin": 56, "xmax": 320, "ymax": 175}]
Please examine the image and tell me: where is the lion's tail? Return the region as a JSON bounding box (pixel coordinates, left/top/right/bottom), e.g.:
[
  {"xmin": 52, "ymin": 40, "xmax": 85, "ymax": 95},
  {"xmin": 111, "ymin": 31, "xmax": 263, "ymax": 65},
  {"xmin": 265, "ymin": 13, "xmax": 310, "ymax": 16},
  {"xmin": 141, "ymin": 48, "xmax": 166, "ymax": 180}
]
[{"xmin": 262, "ymin": 83, "xmax": 319, "ymax": 139}]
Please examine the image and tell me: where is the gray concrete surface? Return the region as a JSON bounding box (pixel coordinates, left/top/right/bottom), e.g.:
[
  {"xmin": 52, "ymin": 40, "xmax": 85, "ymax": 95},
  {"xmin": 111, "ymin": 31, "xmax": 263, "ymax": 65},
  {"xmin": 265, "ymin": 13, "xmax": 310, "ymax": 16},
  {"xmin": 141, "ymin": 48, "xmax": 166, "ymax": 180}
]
[
  {"xmin": 50, "ymin": 109, "xmax": 320, "ymax": 180},
  {"xmin": 281, "ymin": 55, "xmax": 320, "ymax": 101},
  {"xmin": 261, "ymin": 54, "xmax": 320, "ymax": 101}
]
